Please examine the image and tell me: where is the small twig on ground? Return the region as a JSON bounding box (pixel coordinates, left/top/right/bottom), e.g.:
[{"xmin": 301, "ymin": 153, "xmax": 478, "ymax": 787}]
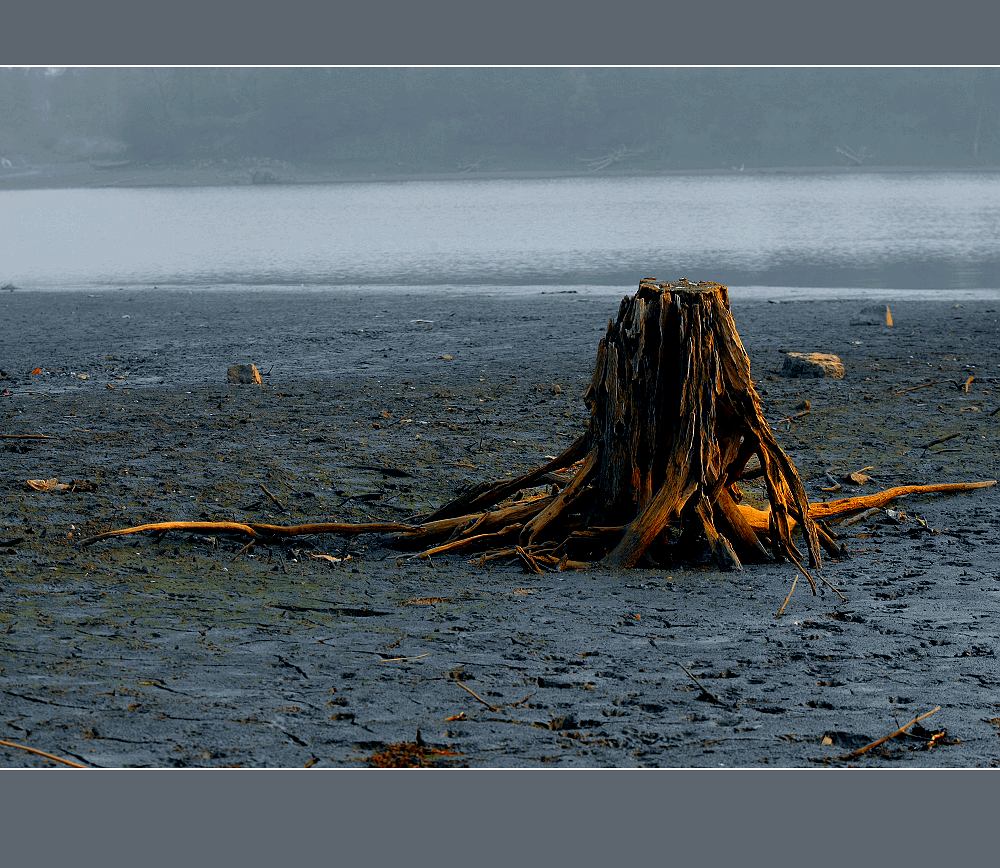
[
  {"xmin": 378, "ymin": 653, "xmax": 430, "ymax": 663},
  {"xmin": 0, "ymin": 434, "xmax": 54, "ymax": 441},
  {"xmin": 821, "ymin": 472, "xmax": 842, "ymax": 492},
  {"xmin": 259, "ymin": 483, "xmax": 287, "ymax": 512},
  {"xmin": 922, "ymin": 432, "xmax": 961, "ymax": 451},
  {"xmin": 839, "ymin": 507, "xmax": 883, "ymax": 527},
  {"xmin": 841, "ymin": 706, "xmax": 942, "ymax": 760},
  {"xmin": 452, "ymin": 677, "xmax": 500, "ymax": 712},
  {"xmin": 349, "ymin": 464, "xmax": 412, "ymax": 478},
  {"xmin": 894, "ymin": 380, "xmax": 943, "ymax": 395},
  {"xmin": 232, "ymin": 540, "xmax": 255, "ymax": 561},
  {"xmin": 676, "ymin": 663, "xmax": 728, "ymax": 707},
  {"xmin": 0, "ymin": 737, "xmax": 87, "ymax": 768},
  {"xmin": 775, "ymin": 575, "xmax": 799, "ymax": 618},
  {"xmin": 816, "ymin": 572, "xmax": 849, "ymax": 601},
  {"xmin": 774, "ymin": 401, "xmax": 812, "ymax": 427}
]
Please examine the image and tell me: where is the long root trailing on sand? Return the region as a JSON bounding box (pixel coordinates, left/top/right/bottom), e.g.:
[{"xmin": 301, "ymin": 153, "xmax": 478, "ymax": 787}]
[{"xmin": 80, "ymin": 280, "xmax": 996, "ymax": 594}]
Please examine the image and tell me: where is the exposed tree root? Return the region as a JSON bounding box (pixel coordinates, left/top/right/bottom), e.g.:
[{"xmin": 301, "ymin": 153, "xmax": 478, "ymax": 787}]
[
  {"xmin": 736, "ymin": 481, "xmax": 997, "ymax": 533},
  {"xmin": 808, "ymin": 481, "xmax": 996, "ymax": 520},
  {"xmin": 80, "ymin": 520, "xmax": 415, "ymax": 547}
]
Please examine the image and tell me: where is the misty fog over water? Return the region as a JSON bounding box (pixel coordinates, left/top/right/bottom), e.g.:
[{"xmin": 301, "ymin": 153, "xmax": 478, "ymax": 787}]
[{"xmin": 2, "ymin": 172, "xmax": 1000, "ymax": 292}]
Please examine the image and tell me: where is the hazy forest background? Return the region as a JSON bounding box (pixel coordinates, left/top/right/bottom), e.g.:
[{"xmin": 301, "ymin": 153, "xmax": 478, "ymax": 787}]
[{"xmin": 2, "ymin": 67, "xmax": 1000, "ymax": 175}]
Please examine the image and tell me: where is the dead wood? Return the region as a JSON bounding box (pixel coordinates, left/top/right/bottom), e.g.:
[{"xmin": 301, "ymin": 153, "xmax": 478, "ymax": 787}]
[
  {"xmin": 922, "ymin": 432, "xmax": 961, "ymax": 450},
  {"xmin": 259, "ymin": 483, "xmax": 287, "ymax": 511},
  {"xmin": 774, "ymin": 575, "xmax": 799, "ymax": 618},
  {"xmin": 80, "ymin": 520, "xmax": 416, "ymax": 547},
  {"xmin": 0, "ymin": 737, "xmax": 87, "ymax": 768},
  {"xmin": 807, "ymin": 481, "xmax": 996, "ymax": 521},
  {"xmin": 841, "ymin": 706, "xmax": 942, "ymax": 760},
  {"xmin": 894, "ymin": 379, "xmax": 944, "ymax": 395}
]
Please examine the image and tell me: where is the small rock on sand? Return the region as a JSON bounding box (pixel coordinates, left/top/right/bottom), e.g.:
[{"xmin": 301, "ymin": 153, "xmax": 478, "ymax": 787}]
[
  {"xmin": 227, "ymin": 363, "xmax": 263, "ymax": 385},
  {"xmin": 780, "ymin": 352, "xmax": 845, "ymax": 379}
]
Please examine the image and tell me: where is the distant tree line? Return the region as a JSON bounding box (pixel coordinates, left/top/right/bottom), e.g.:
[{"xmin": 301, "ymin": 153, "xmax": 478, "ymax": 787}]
[{"xmin": 2, "ymin": 67, "xmax": 1000, "ymax": 172}]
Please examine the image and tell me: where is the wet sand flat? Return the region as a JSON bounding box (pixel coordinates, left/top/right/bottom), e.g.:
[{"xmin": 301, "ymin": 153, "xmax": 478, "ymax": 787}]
[{"xmin": 1, "ymin": 287, "xmax": 999, "ymax": 767}]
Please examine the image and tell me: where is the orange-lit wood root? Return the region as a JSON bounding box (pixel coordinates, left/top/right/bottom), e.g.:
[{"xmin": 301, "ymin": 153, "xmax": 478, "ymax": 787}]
[
  {"xmin": 80, "ymin": 279, "xmax": 996, "ymax": 595},
  {"xmin": 79, "ymin": 520, "xmax": 416, "ymax": 547},
  {"xmin": 736, "ymin": 480, "xmax": 997, "ymax": 533}
]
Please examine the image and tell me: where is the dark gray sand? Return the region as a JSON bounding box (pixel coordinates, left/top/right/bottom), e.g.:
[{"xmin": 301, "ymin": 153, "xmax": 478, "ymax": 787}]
[{"xmin": 1, "ymin": 287, "xmax": 998, "ymax": 767}]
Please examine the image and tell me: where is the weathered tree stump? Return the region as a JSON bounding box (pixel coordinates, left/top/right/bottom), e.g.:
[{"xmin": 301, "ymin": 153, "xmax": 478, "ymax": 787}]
[{"xmin": 418, "ymin": 279, "xmax": 822, "ymax": 582}]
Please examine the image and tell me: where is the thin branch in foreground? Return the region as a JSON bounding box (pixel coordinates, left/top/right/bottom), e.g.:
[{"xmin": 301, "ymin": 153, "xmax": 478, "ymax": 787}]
[
  {"xmin": 259, "ymin": 483, "xmax": 287, "ymax": 512},
  {"xmin": 841, "ymin": 706, "xmax": 942, "ymax": 760},
  {"xmin": 0, "ymin": 737, "xmax": 87, "ymax": 768},
  {"xmin": 676, "ymin": 663, "xmax": 729, "ymax": 708},
  {"xmin": 452, "ymin": 678, "xmax": 500, "ymax": 713},
  {"xmin": 775, "ymin": 574, "xmax": 799, "ymax": 618},
  {"xmin": 79, "ymin": 520, "xmax": 416, "ymax": 547}
]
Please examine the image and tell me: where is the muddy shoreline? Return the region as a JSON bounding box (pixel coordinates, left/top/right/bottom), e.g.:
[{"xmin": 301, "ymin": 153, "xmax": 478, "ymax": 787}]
[{"xmin": 1, "ymin": 287, "xmax": 999, "ymax": 767}]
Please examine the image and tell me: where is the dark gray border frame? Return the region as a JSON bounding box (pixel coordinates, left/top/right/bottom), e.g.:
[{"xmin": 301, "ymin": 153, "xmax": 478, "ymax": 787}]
[
  {"xmin": 3, "ymin": 0, "xmax": 999, "ymax": 864},
  {"xmin": 2, "ymin": 0, "xmax": 999, "ymax": 64}
]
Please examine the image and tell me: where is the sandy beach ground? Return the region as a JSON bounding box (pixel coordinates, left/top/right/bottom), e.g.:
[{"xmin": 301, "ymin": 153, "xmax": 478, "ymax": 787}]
[{"xmin": 1, "ymin": 286, "xmax": 998, "ymax": 767}]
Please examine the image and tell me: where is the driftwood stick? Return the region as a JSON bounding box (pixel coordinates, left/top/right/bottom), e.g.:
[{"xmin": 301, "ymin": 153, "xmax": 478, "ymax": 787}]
[
  {"xmin": 259, "ymin": 483, "xmax": 287, "ymax": 511},
  {"xmin": 79, "ymin": 520, "xmax": 417, "ymax": 547},
  {"xmin": 453, "ymin": 678, "xmax": 500, "ymax": 713},
  {"xmin": 675, "ymin": 663, "xmax": 729, "ymax": 708},
  {"xmin": 774, "ymin": 575, "xmax": 799, "ymax": 618},
  {"xmin": 894, "ymin": 380, "xmax": 944, "ymax": 395},
  {"xmin": 0, "ymin": 737, "xmax": 87, "ymax": 768},
  {"xmin": 733, "ymin": 481, "xmax": 996, "ymax": 533},
  {"xmin": 808, "ymin": 481, "xmax": 996, "ymax": 520},
  {"xmin": 838, "ymin": 507, "xmax": 882, "ymax": 527},
  {"xmin": 922, "ymin": 432, "xmax": 961, "ymax": 450},
  {"xmin": 842, "ymin": 706, "xmax": 942, "ymax": 760}
]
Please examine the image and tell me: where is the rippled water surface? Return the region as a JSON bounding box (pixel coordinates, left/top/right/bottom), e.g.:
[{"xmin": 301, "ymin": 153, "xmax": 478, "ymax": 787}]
[{"xmin": 3, "ymin": 173, "xmax": 999, "ymax": 290}]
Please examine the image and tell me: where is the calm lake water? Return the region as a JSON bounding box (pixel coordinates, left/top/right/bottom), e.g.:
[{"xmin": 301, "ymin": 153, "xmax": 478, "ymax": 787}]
[{"xmin": 2, "ymin": 173, "xmax": 1000, "ymax": 291}]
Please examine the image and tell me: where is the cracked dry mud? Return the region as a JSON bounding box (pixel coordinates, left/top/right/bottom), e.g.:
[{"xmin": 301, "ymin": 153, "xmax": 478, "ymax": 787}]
[{"xmin": 1, "ymin": 288, "xmax": 999, "ymax": 767}]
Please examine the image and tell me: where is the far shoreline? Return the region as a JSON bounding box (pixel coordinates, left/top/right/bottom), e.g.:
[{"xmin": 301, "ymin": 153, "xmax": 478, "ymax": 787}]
[
  {"xmin": 6, "ymin": 283, "xmax": 1000, "ymax": 303},
  {"xmin": 4, "ymin": 160, "xmax": 1000, "ymax": 192}
]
